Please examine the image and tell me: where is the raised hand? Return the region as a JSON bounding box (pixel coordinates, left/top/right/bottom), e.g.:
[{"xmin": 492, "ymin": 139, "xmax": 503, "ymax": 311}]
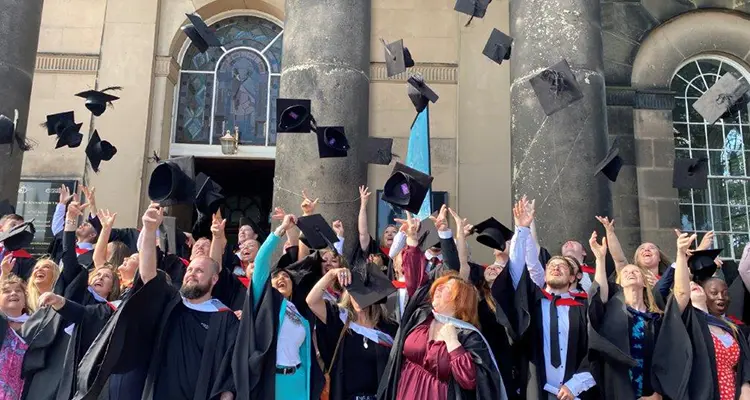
[
  {"xmin": 697, "ymin": 230, "xmax": 715, "ymax": 251},
  {"xmin": 463, "ymin": 222, "xmax": 474, "ymax": 237},
  {"xmin": 524, "ymin": 197, "xmax": 536, "ymax": 219},
  {"xmin": 81, "ymin": 186, "xmax": 96, "ymax": 213},
  {"xmin": 329, "ymin": 267, "xmax": 351, "ymax": 287},
  {"xmin": 66, "ymin": 195, "xmax": 89, "ymax": 220},
  {"xmin": 394, "ymin": 212, "xmax": 420, "ymax": 240},
  {"xmin": 210, "ymin": 211, "xmax": 227, "ymax": 241},
  {"xmin": 358, "ymin": 185, "xmax": 371, "ymax": 208},
  {"xmin": 513, "ymin": 197, "xmax": 534, "ymax": 228},
  {"xmin": 300, "ymin": 190, "xmax": 319, "ymax": 216},
  {"xmin": 142, "ymin": 202, "xmax": 163, "ymax": 232},
  {"xmin": 280, "ymin": 214, "xmax": 297, "ymax": 231},
  {"xmin": 0, "ymin": 256, "xmax": 15, "ymax": 277},
  {"xmin": 271, "ymin": 207, "xmax": 286, "ymax": 221},
  {"xmin": 675, "ymin": 229, "xmax": 697, "ymax": 257},
  {"xmin": 332, "ymin": 220, "xmax": 344, "ymax": 237},
  {"xmin": 588, "ymin": 231, "xmax": 608, "ymax": 260},
  {"xmin": 38, "ymin": 292, "xmax": 65, "ymax": 310},
  {"xmin": 429, "ymin": 204, "xmax": 449, "ymax": 232},
  {"xmin": 595, "ymin": 216, "xmax": 615, "ymax": 231},
  {"xmin": 448, "ymin": 208, "xmax": 468, "ymax": 238},
  {"xmin": 58, "ymin": 184, "xmax": 74, "ymax": 205},
  {"xmin": 97, "ymin": 209, "xmax": 117, "ymax": 229}
]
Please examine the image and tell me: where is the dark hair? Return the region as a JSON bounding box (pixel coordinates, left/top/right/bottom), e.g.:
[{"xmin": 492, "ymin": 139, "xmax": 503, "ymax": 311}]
[{"xmin": 108, "ymin": 241, "xmax": 135, "ymax": 268}]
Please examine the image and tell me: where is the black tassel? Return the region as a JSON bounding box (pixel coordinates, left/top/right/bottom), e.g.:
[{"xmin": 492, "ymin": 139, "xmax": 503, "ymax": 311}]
[
  {"xmin": 100, "ymin": 86, "xmax": 123, "ymax": 93},
  {"xmin": 541, "ymin": 69, "xmax": 568, "ymax": 96},
  {"xmin": 716, "ymin": 93, "xmax": 733, "ymax": 106}
]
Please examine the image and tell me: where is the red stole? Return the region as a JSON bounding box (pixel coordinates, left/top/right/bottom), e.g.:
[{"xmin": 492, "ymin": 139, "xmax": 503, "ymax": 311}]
[
  {"xmin": 179, "ymin": 257, "xmax": 189, "ymax": 267},
  {"xmin": 580, "ymin": 264, "xmax": 595, "ymax": 274},
  {"xmin": 540, "ymin": 289, "xmax": 584, "ymax": 307},
  {"xmin": 8, "ymin": 249, "xmax": 32, "ymax": 259},
  {"xmin": 75, "ymin": 247, "xmax": 90, "ymax": 255},
  {"xmin": 238, "ymin": 276, "xmax": 250, "ymax": 288},
  {"xmin": 728, "ymin": 315, "xmax": 745, "ymax": 326},
  {"xmin": 570, "ymin": 291, "xmax": 589, "ymax": 300},
  {"xmin": 391, "ymin": 280, "xmax": 407, "ymax": 289},
  {"xmin": 380, "ymin": 246, "xmax": 390, "ymax": 256}
]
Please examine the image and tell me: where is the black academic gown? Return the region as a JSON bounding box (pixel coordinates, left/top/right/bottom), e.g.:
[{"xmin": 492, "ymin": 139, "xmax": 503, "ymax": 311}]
[
  {"xmin": 493, "ymin": 267, "xmax": 596, "ymax": 400},
  {"xmin": 73, "ymin": 272, "xmax": 238, "ymax": 400},
  {"xmin": 350, "ymin": 235, "xmax": 391, "ymax": 275},
  {"xmin": 376, "ymin": 283, "xmax": 506, "ymax": 400}
]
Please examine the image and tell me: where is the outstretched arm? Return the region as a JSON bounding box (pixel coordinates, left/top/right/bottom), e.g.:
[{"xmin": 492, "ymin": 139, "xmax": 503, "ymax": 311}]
[{"xmin": 596, "ymin": 216, "xmax": 627, "ymax": 274}]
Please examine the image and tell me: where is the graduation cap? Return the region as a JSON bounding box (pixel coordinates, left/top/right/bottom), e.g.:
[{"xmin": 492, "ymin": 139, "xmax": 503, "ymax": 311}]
[
  {"xmin": 0, "ymin": 199, "xmax": 15, "ymax": 218},
  {"xmin": 194, "ymin": 173, "xmax": 224, "ymax": 215},
  {"xmin": 75, "ymin": 87, "xmax": 122, "ymax": 117},
  {"xmin": 147, "ymin": 156, "xmax": 196, "ymax": 206},
  {"xmin": 85, "ymin": 130, "xmax": 117, "ymax": 173},
  {"xmin": 0, "ymin": 110, "xmax": 32, "ymax": 152},
  {"xmin": 380, "ymin": 38, "xmax": 415, "ymax": 78},
  {"xmin": 472, "ymin": 217, "xmax": 513, "ymax": 251},
  {"xmin": 315, "ymin": 126, "xmax": 350, "ymax": 158},
  {"xmin": 454, "ymin": 0, "xmax": 492, "ymax": 26},
  {"xmin": 689, "ymin": 248, "xmax": 722, "ymax": 284},
  {"xmin": 363, "ymin": 137, "xmax": 393, "ymax": 165},
  {"xmin": 417, "ymin": 215, "xmax": 441, "ymax": 251},
  {"xmin": 482, "ymin": 28, "xmax": 512, "ymax": 65},
  {"xmin": 407, "ymin": 75, "xmax": 439, "ymax": 113},
  {"xmin": 0, "ymin": 219, "xmax": 35, "ymax": 251},
  {"xmin": 673, "ymin": 157, "xmax": 708, "ymax": 190},
  {"xmin": 529, "ymin": 59, "xmax": 583, "ymax": 116},
  {"xmin": 594, "ymin": 142, "xmax": 623, "ymax": 182},
  {"xmin": 182, "ymin": 13, "xmax": 222, "ymax": 53},
  {"xmin": 382, "ymin": 163, "xmax": 434, "ymax": 214},
  {"xmin": 276, "ymin": 98, "xmax": 314, "ymax": 133},
  {"xmin": 692, "ymin": 72, "xmax": 750, "ymax": 125},
  {"xmin": 296, "ymin": 214, "xmax": 340, "ymax": 252},
  {"xmin": 347, "ymin": 259, "xmax": 397, "ymax": 309},
  {"xmin": 42, "ymin": 111, "xmax": 84, "ymax": 149}
]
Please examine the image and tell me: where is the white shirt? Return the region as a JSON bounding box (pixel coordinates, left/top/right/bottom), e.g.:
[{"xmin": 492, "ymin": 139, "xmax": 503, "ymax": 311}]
[
  {"xmin": 397, "ymin": 277, "xmax": 407, "ymax": 316},
  {"xmin": 277, "ymin": 302, "xmax": 305, "ymax": 367}
]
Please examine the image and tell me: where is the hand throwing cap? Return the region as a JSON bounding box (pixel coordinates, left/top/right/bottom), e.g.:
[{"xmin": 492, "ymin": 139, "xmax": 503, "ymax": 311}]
[
  {"xmin": 529, "ymin": 59, "xmax": 583, "ymax": 116},
  {"xmin": 688, "ymin": 248, "xmax": 722, "ymax": 284},
  {"xmin": 594, "ymin": 142, "xmax": 623, "ymax": 182},
  {"xmin": 346, "ymin": 259, "xmax": 397, "ymax": 309},
  {"xmin": 472, "ymin": 217, "xmax": 513, "ymax": 251},
  {"xmin": 148, "ymin": 156, "xmax": 196, "ymax": 206},
  {"xmin": 693, "ymin": 71, "xmax": 750, "ymax": 125},
  {"xmin": 296, "ymin": 214, "xmax": 341, "ymax": 252},
  {"xmin": 182, "ymin": 13, "xmax": 222, "ymax": 53},
  {"xmin": 75, "ymin": 87, "xmax": 122, "ymax": 117},
  {"xmin": 407, "ymin": 75, "xmax": 439, "ymax": 114},
  {"xmin": 0, "ymin": 220, "xmax": 36, "ymax": 251},
  {"xmin": 482, "ymin": 28, "xmax": 512, "ymax": 65},
  {"xmin": 315, "ymin": 126, "xmax": 350, "ymax": 158},
  {"xmin": 673, "ymin": 157, "xmax": 709, "ymax": 190},
  {"xmin": 382, "ymin": 163, "xmax": 433, "ymax": 215},
  {"xmin": 381, "ymin": 38, "xmax": 415, "ymax": 78},
  {"xmin": 85, "ymin": 130, "xmax": 117, "ymax": 173},
  {"xmin": 276, "ymin": 98, "xmax": 314, "ymax": 133}
]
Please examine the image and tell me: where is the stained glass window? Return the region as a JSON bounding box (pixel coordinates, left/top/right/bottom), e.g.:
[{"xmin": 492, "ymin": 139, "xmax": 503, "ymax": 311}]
[
  {"xmin": 672, "ymin": 56, "xmax": 750, "ymax": 259},
  {"xmin": 175, "ymin": 15, "xmax": 283, "ymax": 146}
]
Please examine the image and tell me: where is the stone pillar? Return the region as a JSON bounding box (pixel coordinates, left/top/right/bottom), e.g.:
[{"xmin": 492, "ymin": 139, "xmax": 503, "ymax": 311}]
[
  {"xmin": 510, "ymin": 0, "xmax": 611, "ymax": 251},
  {"xmin": 273, "ymin": 0, "xmax": 371, "ymax": 250},
  {"xmin": 0, "ymin": 0, "xmax": 43, "ymax": 203}
]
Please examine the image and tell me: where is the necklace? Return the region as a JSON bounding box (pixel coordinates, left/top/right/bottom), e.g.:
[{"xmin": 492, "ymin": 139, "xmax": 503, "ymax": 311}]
[{"xmin": 363, "ymin": 335, "xmax": 368, "ymax": 349}]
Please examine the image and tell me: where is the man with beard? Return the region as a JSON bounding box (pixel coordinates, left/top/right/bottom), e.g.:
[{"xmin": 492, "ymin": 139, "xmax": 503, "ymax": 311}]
[
  {"xmin": 73, "ymin": 203, "xmax": 238, "ymax": 400},
  {"xmin": 494, "ymin": 200, "xmax": 595, "ymax": 400}
]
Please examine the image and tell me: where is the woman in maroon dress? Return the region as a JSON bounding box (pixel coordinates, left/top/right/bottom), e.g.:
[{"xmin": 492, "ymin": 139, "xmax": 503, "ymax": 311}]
[{"xmin": 377, "ymin": 211, "xmax": 506, "ymax": 400}]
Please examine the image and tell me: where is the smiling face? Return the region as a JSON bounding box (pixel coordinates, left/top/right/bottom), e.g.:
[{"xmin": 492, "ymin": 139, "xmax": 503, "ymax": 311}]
[
  {"xmin": 545, "ymin": 257, "xmax": 575, "ymax": 290},
  {"xmin": 704, "ymin": 278, "xmax": 730, "ymax": 316},
  {"xmin": 118, "ymin": 253, "xmax": 139, "ymax": 282},
  {"xmin": 238, "ymin": 225, "xmax": 258, "ymax": 244},
  {"xmin": 191, "ymin": 238, "xmax": 211, "ymax": 260},
  {"xmin": 381, "ymin": 225, "xmax": 397, "ymax": 247},
  {"xmin": 89, "ymin": 267, "xmax": 115, "ymax": 299},
  {"xmin": 76, "ymin": 222, "xmax": 97, "ymax": 244},
  {"xmin": 484, "ymin": 265, "xmax": 503, "ymax": 284},
  {"xmin": 181, "ymin": 257, "xmax": 220, "ymax": 300},
  {"xmin": 239, "ymin": 239, "xmax": 259, "ymax": 263},
  {"xmin": 271, "ymin": 270, "xmax": 293, "ymax": 299},
  {"xmin": 32, "ymin": 260, "xmax": 58, "ymax": 290},
  {"xmin": 619, "ymin": 264, "xmax": 646, "ymax": 289},
  {"xmin": 321, "ymin": 250, "xmax": 340, "ymax": 274},
  {"xmin": 636, "ymin": 242, "xmax": 661, "ymax": 270},
  {"xmin": 0, "ymin": 279, "xmax": 26, "ymax": 317}
]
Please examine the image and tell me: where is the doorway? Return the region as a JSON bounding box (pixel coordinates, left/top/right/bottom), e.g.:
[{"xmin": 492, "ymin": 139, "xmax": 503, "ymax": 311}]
[{"xmin": 193, "ymin": 157, "xmax": 275, "ymax": 246}]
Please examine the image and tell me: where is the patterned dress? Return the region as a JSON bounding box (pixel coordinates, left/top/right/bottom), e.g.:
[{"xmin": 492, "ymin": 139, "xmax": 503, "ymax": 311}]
[
  {"xmin": 0, "ymin": 326, "xmax": 28, "ymax": 400},
  {"xmin": 712, "ymin": 331, "xmax": 740, "ymax": 400}
]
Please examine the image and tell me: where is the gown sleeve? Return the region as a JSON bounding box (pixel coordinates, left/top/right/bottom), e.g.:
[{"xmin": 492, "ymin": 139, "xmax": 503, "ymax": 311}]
[
  {"xmin": 314, "ymin": 300, "xmax": 346, "ymax": 368},
  {"xmin": 402, "ymin": 245, "xmax": 428, "ymax": 297},
  {"xmin": 448, "ymin": 347, "xmax": 477, "ymax": 390},
  {"xmin": 251, "ymin": 233, "xmax": 281, "ymax": 306}
]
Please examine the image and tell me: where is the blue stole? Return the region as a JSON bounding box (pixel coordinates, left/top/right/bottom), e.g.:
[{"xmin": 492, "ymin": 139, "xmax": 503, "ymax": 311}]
[{"xmin": 277, "ymin": 298, "xmax": 311, "ymax": 400}]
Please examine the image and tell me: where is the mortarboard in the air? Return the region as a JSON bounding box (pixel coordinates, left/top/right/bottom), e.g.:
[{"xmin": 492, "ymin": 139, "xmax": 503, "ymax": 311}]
[
  {"xmin": 182, "ymin": 13, "xmax": 222, "ymax": 53},
  {"xmin": 594, "ymin": 142, "xmax": 623, "ymax": 182},
  {"xmin": 673, "ymin": 157, "xmax": 709, "ymax": 190},
  {"xmin": 380, "ymin": 38, "xmax": 415, "ymax": 78},
  {"xmin": 0, "ymin": 219, "xmax": 35, "ymax": 251},
  {"xmin": 454, "ymin": 0, "xmax": 492, "ymax": 25},
  {"xmin": 42, "ymin": 111, "xmax": 84, "ymax": 148},
  {"xmin": 407, "ymin": 75, "xmax": 439, "ymax": 114},
  {"xmin": 692, "ymin": 71, "xmax": 750, "ymax": 125},
  {"xmin": 346, "ymin": 259, "xmax": 397, "ymax": 309},
  {"xmin": 85, "ymin": 130, "xmax": 117, "ymax": 173},
  {"xmin": 472, "ymin": 217, "xmax": 514, "ymax": 251},
  {"xmin": 417, "ymin": 214, "xmax": 441, "ymax": 251},
  {"xmin": 382, "ymin": 163, "xmax": 434, "ymax": 215},
  {"xmin": 315, "ymin": 126, "xmax": 350, "ymax": 158},
  {"xmin": 688, "ymin": 248, "xmax": 722, "ymax": 284},
  {"xmin": 0, "ymin": 110, "xmax": 32, "ymax": 151},
  {"xmin": 0, "ymin": 199, "xmax": 15, "ymax": 218},
  {"xmin": 296, "ymin": 214, "xmax": 341, "ymax": 252},
  {"xmin": 482, "ymin": 28, "xmax": 512, "ymax": 65},
  {"xmin": 529, "ymin": 59, "xmax": 584, "ymax": 116},
  {"xmin": 194, "ymin": 173, "xmax": 225, "ymax": 215},
  {"xmin": 363, "ymin": 137, "xmax": 394, "ymax": 165},
  {"xmin": 276, "ymin": 98, "xmax": 314, "ymax": 133},
  {"xmin": 148, "ymin": 156, "xmax": 196, "ymax": 206},
  {"xmin": 75, "ymin": 87, "xmax": 122, "ymax": 117}
]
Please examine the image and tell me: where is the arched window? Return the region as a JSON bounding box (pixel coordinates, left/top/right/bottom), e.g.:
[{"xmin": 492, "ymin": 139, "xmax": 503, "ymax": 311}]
[
  {"xmin": 174, "ymin": 15, "xmax": 282, "ymax": 150},
  {"xmin": 672, "ymin": 56, "xmax": 750, "ymax": 259}
]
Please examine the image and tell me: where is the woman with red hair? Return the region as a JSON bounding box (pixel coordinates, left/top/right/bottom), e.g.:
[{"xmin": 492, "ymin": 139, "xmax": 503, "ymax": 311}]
[{"xmin": 377, "ymin": 211, "xmax": 506, "ymax": 400}]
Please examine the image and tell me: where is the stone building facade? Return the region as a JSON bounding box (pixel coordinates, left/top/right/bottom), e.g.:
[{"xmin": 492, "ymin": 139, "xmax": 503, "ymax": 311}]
[{"xmin": 15, "ymin": 0, "xmax": 750, "ymax": 263}]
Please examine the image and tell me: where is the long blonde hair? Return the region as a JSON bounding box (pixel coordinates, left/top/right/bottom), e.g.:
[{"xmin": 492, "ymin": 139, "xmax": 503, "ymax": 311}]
[
  {"xmin": 88, "ymin": 263, "xmax": 121, "ymax": 301},
  {"xmin": 26, "ymin": 258, "xmax": 60, "ymax": 313},
  {"xmin": 337, "ymin": 290, "xmax": 390, "ymax": 326},
  {"xmin": 615, "ymin": 264, "xmax": 662, "ymax": 314}
]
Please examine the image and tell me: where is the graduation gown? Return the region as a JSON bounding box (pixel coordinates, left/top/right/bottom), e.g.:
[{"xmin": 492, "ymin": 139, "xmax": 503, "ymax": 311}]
[
  {"xmin": 376, "ymin": 283, "xmax": 506, "ymax": 400},
  {"xmin": 72, "ymin": 272, "xmax": 238, "ymax": 400},
  {"xmin": 493, "ymin": 267, "xmax": 595, "ymax": 400},
  {"xmin": 350, "ymin": 235, "xmax": 392, "ymax": 275}
]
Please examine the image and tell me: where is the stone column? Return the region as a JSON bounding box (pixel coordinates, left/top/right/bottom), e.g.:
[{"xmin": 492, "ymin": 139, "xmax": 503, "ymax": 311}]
[
  {"xmin": 510, "ymin": 0, "xmax": 611, "ymax": 251},
  {"xmin": 0, "ymin": 0, "xmax": 43, "ymax": 203},
  {"xmin": 273, "ymin": 0, "xmax": 371, "ymax": 250}
]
